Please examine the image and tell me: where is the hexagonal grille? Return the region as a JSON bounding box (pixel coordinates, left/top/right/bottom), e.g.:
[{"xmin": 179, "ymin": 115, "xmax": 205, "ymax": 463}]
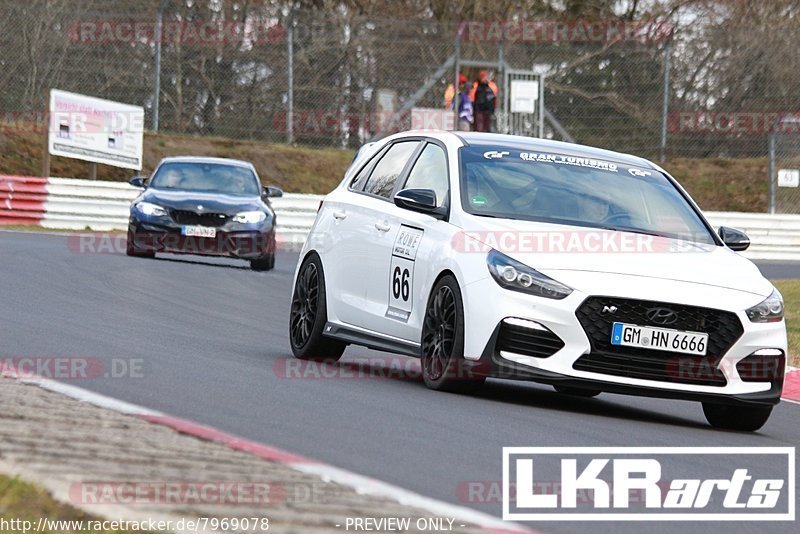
[{"xmin": 573, "ymin": 296, "xmax": 744, "ymax": 387}]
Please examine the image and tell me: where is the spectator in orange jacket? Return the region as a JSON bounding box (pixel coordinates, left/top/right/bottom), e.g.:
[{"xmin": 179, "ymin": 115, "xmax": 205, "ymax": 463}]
[
  {"xmin": 444, "ymin": 73, "xmax": 473, "ymax": 131},
  {"xmin": 469, "ymin": 70, "xmax": 498, "ymax": 132},
  {"xmin": 443, "ymin": 73, "xmax": 468, "ymax": 108}
]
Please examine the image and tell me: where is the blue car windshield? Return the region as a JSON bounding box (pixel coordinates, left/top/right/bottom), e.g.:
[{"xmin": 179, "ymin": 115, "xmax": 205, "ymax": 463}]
[
  {"xmin": 459, "ymin": 146, "xmax": 716, "ymax": 245},
  {"xmin": 150, "ymin": 162, "xmax": 260, "ymax": 196}
]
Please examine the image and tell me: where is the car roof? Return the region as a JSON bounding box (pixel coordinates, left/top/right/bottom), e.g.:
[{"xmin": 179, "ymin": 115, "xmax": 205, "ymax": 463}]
[
  {"xmin": 158, "ymin": 156, "xmax": 255, "ymax": 169},
  {"xmin": 453, "ymin": 132, "xmax": 655, "ymax": 168},
  {"xmin": 394, "ymin": 130, "xmax": 655, "ymax": 169}
]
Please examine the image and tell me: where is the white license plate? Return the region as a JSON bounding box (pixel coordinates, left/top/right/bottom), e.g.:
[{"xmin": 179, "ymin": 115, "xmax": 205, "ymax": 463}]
[
  {"xmin": 611, "ymin": 322, "xmax": 708, "ymax": 355},
  {"xmin": 182, "ymin": 226, "xmax": 216, "ymax": 238}
]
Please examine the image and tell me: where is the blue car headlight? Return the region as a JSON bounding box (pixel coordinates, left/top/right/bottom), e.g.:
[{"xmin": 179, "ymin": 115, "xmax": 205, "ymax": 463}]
[
  {"xmin": 136, "ymin": 202, "xmax": 168, "ymax": 217},
  {"xmin": 487, "ymin": 250, "xmax": 572, "ymax": 300},
  {"xmin": 232, "ymin": 211, "xmax": 268, "ymax": 224}
]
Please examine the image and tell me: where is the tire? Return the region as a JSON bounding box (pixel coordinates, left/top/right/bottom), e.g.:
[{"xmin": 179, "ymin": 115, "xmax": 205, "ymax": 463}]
[
  {"xmin": 553, "ymin": 385, "xmax": 601, "ymax": 398},
  {"xmin": 702, "ymin": 402, "xmax": 773, "ymax": 432},
  {"xmin": 420, "ymin": 275, "xmax": 485, "ymax": 394},
  {"xmin": 289, "ymin": 253, "xmax": 346, "ymax": 362},
  {"xmin": 126, "ymin": 229, "xmax": 155, "ymax": 258},
  {"xmin": 251, "ymin": 253, "xmax": 275, "ymax": 271}
]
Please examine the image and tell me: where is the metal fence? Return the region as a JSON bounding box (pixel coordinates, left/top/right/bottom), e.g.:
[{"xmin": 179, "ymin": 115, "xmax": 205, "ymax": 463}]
[
  {"xmin": 2, "ymin": 1, "xmax": 800, "ymax": 165},
  {"xmin": 771, "ymin": 122, "xmax": 800, "ymax": 214}
]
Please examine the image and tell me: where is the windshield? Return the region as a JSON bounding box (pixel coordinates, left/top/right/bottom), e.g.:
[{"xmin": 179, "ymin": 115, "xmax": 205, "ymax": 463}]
[
  {"xmin": 149, "ymin": 162, "xmax": 260, "ymax": 196},
  {"xmin": 459, "ymin": 146, "xmax": 716, "ymax": 244}
]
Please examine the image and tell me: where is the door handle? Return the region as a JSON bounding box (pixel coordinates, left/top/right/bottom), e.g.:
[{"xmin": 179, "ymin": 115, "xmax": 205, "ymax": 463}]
[
  {"xmin": 333, "ymin": 210, "xmax": 347, "ymax": 220},
  {"xmin": 374, "ymin": 221, "xmax": 391, "ymax": 232}
]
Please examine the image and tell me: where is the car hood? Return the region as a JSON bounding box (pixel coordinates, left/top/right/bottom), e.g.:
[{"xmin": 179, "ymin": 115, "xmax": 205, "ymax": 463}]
[
  {"xmin": 139, "ymin": 188, "xmax": 266, "ymax": 215},
  {"xmin": 460, "ymin": 217, "xmax": 772, "ymax": 297}
]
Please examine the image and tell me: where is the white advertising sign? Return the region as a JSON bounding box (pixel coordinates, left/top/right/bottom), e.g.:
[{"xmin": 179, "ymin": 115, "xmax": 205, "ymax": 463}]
[
  {"xmin": 510, "ymin": 80, "xmax": 539, "ymax": 114},
  {"xmin": 48, "ymin": 89, "xmax": 144, "ymax": 170},
  {"xmin": 777, "ymin": 169, "xmax": 800, "ymax": 188}
]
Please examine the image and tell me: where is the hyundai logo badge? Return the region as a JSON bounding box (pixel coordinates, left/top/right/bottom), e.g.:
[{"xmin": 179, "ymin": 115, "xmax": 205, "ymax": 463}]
[
  {"xmin": 602, "ymin": 305, "xmax": 618, "ymax": 314},
  {"xmin": 646, "ymin": 307, "xmax": 678, "ymax": 326}
]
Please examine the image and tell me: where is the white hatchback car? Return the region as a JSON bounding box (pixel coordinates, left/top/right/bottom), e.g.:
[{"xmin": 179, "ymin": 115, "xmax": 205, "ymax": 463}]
[{"xmin": 289, "ymin": 131, "xmax": 787, "ymax": 431}]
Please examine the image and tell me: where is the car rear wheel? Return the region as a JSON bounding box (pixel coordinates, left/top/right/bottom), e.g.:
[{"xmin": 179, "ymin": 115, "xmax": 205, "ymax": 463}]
[
  {"xmin": 702, "ymin": 402, "xmax": 772, "ymax": 432},
  {"xmin": 250, "ymin": 254, "xmax": 275, "ymax": 271},
  {"xmin": 289, "ymin": 253, "xmax": 345, "ymax": 362},
  {"xmin": 421, "ymin": 275, "xmax": 485, "ymax": 394},
  {"xmin": 553, "ymin": 385, "xmax": 601, "ymax": 398},
  {"xmin": 126, "ymin": 230, "xmax": 155, "ymax": 258}
]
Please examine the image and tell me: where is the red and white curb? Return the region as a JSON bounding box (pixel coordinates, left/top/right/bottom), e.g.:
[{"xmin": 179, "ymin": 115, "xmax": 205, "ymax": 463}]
[
  {"xmin": 11, "ymin": 373, "xmax": 536, "ymax": 534},
  {"xmin": 783, "ymin": 366, "xmax": 800, "ymax": 405}
]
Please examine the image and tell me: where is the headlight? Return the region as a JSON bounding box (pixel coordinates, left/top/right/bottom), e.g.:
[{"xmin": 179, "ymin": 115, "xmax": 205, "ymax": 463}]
[
  {"xmin": 136, "ymin": 202, "xmax": 167, "ymax": 217},
  {"xmin": 487, "ymin": 250, "xmax": 572, "ymax": 300},
  {"xmin": 746, "ymin": 289, "xmax": 784, "ymax": 323},
  {"xmin": 233, "ymin": 211, "xmax": 267, "ymax": 224}
]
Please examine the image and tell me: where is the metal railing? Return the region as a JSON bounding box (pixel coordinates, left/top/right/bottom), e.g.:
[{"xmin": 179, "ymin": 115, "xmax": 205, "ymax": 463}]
[{"xmin": 2, "ymin": 176, "xmax": 799, "ymax": 260}]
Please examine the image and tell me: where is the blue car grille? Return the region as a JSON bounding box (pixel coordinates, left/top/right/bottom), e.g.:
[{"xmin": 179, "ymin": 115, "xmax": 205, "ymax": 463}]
[{"xmin": 170, "ymin": 210, "xmax": 228, "ymax": 228}]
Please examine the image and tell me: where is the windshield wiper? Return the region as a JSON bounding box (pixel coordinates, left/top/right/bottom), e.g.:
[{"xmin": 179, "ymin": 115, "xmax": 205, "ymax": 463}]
[{"xmin": 595, "ymin": 225, "xmax": 667, "ymax": 238}]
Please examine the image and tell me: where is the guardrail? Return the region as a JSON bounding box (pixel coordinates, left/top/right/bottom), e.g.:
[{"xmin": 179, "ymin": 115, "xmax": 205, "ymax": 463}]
[
  {"xmin": 1, "ymin": 175, "xmax": 798, "ymax": 259},
  {"xmin": 704, "ymin": 211, "xmax": 800, "ymax": 261},
  {"xmin": 0, "ymin": 175, "xmax": 321, "ymax": 250}
]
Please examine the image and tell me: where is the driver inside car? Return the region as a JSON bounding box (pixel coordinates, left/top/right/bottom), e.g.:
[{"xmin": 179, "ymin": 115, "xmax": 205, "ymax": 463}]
[
  {"xmin": 577, "ymin": 193, "xmax": 611, "ymax": 223},
  {"xmin": 159, "ymin": 168, "xmax": 183, "ymax": 189}
]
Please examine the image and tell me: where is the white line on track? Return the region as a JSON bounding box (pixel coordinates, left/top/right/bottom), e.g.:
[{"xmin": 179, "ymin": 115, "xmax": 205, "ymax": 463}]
[
  {"xmin": 6, "ymin": 372, "xmax": 535, "ymax": 533},
  {"xmin": 20, "ymin": 375, "xmax": 162, "ymax": 416}
]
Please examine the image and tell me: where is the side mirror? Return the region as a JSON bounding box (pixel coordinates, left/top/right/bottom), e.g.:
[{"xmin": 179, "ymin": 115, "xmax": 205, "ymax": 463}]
[
  {"xmin": 718, "ymin": 226, "xmax": 750, "ymax": 251},
  {"xmin": 129, "ymin": 176, "xmax": 147, "ymax": 188},
  {"xmin": 263, "ymin": 185, "xmax": 284, "ymax": 198},
  {"xmin": 394, "ymin": 188, "xmax": 445, "ymax": 219}
]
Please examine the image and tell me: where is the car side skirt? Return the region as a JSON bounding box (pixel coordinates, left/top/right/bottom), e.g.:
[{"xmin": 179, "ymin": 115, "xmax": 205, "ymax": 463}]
[{"xmin": 323, "ymin": 322, "xmax": 421, "ymax": 358}]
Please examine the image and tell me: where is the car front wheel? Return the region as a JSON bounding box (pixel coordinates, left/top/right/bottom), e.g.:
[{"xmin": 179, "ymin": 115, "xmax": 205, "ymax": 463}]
[
  {"xmin": 421, "ymin": 275, "xmax": 485, "ymax": 394},
  {"xmin": 250, "ymin": 254, "xmax": 275, "ymax": 271},
  {"xmin": 702, "ymin": 402, "xmax": 772, "ymax": 432}
]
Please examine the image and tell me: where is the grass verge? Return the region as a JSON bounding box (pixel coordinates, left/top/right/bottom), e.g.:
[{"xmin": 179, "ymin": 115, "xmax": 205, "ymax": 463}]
[
  {"xmin": 0, "ymin": 128, "xmax": 771, "ymax": 208},
  {"xmin": 0, "ymin": 474, "xmax": 150, "ymax": 533}
]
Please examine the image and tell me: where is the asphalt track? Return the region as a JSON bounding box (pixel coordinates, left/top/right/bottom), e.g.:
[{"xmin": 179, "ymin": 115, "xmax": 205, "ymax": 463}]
[{"xmin": 1, "ymin": 231, "xmax": 798, "ymax": 533}]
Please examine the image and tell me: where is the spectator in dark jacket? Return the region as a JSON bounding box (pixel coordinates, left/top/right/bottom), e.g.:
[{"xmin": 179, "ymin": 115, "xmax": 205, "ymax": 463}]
[{"xmin": 469, "ymin": 70, "xmax": 498, "ymax": 132}]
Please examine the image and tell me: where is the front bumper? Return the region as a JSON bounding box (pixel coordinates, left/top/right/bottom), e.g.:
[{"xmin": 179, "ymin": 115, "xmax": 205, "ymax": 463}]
[
  {"xmin": 129, "ymin": 217, "xmax": 275, "ymax": 259},
  {"xmin": 461, "ymin": 277, "xmax": 788, "ymax": 407}
]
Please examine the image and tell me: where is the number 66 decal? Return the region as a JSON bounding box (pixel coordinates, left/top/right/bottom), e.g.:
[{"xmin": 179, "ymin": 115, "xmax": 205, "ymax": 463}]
[
  {"xmin": 386, "ymin": 225, "xmax": 424, "ymax": 322},
  {"xmin": 392, "ymin": 266, "xmax": 411, "ymax": 302}
]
